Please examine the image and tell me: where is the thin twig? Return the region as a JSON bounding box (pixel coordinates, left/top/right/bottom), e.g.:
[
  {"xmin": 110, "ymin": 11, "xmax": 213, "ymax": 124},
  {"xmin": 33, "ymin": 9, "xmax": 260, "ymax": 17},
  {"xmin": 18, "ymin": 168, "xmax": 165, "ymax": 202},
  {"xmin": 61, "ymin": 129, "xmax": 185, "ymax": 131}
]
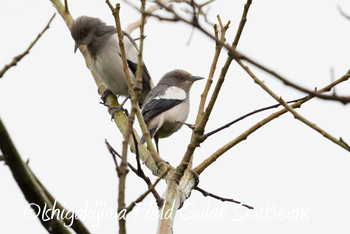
[
  {"xmin": 172, "ymin": 0, "xmax": 253, "ymax": 184},
  {"xmin": 330, "ymin": 67, "xmax": 337, "ymax": 95},
  {"xmin": 195, "ymin": 186, "xmax": 253, "ymax": 209},
  {"xmin": 195, "ymin": 16, "xmax": 230, "ymax": 124},
  {"xmin": 240, "ymin": 55, "xmax": 350, "ymax": 104},
  {"xmin": 64, "ymin": 0, "xmax": 69, "ymax": 13},
  {"xmin": 106, "ymin": 139, "xmax": 164, "ymax": 208},
  {"xmin": 236, "ymin": 59, "xmax": 350, "ymax": 152},
  {"xmin": 125, "ymin": 169, "xmax": 169, "ymax": 214},
  {"xmin": 338, "ymin": 6, "xmax": 350, "ymax": 19},
  {"xmin": 132, "ymin": 132, "xmax": 142, "ymax": 171},
  {"xmin": 105, "ymin": 2, "xmax": 135, "ymax": 233},
  {"xmin": 204, "ymin": 98, "xmax": 306, "ymax": 138},
  {"xmin": 105, "ymin": 139, "xmax": 119, "ymax": 170},
  {"xmin": 194, "ymin": 71, "xmax": 350, "ymax": 174},
  {"xmin": 0, "ymin": 13, "xmax": 56, "ymax": 78},
  {"xmin": 151, "ymin": 1, "xmax": 350, "ymax": 104}
]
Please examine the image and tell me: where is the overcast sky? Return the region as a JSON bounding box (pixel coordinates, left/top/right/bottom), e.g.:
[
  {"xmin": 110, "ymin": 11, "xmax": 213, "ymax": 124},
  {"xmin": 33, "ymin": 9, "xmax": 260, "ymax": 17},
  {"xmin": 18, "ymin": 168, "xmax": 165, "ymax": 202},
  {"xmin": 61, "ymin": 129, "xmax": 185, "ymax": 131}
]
[{"xmin": 1, "ymin": 0, "xmax": 350, "ymax": 233}]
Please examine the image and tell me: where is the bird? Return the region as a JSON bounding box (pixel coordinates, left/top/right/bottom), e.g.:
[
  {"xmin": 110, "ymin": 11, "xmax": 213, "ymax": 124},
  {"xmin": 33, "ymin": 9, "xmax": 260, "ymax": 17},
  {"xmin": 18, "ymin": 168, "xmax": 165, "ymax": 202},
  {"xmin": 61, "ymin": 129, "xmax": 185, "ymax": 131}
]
[
  {"xmin": 70, "ymin": 16, "xmax": 153, "ymax": 107},
  {"xmin": 140, "ymin": 69, "xmax": 203, "ymax": 152}
]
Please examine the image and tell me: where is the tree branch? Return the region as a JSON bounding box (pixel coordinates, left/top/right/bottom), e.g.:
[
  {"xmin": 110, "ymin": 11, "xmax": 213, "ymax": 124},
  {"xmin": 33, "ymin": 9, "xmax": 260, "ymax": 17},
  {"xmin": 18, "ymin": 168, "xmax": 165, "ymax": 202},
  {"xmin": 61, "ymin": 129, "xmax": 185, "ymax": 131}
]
[
  {"xmin": 0, "ymin": 13, "xmax": 56, "ymax": 78},
  {"xmin": 194, "ymin": 70, "xmax": 350, "ymax": 175},
  {"xmin": 151, "ymin": 0, "xmax": 350, "ymax": 104},
  {"xmin": 64, "ymin": 0, "xmax": 69, "ymax": 13},
  {"xmin": 27, "ymin": 165, "xmax": 91, "ymax": 233},
  {"xmin": 195, "ymin": 186, "xmax": 253, "ymax": 209},
  {"xmin": 236, "ymin": 59, "xmax": 350, "ymax": 152},
  {"xmin": 172, "ymin": 0, "xmax": 252, "ymax": 185},
  {"xmin": 204, "ymin": 97, "xmax": 306, "ymax": 138},
  {"xmin": 239, "ymin": 54, "xmax": 350, "ymax": 104},
  {"xmin": 105, "ymin": 140, "xmax": 164, "ymax": 208},
  {"xmin": 338, "ymin": 5, "xmax": 350, "ymax": 19},
  {"xmin": 125, "ymin": 169, "xmax": 169, "ymax": 214},
  {"xmin": 195, "ymin": 16, "xmax": 229, "ymax": 124},
  {"xmin": 0, "ymin": 117, "xmax": 72, "ymax": 233}
]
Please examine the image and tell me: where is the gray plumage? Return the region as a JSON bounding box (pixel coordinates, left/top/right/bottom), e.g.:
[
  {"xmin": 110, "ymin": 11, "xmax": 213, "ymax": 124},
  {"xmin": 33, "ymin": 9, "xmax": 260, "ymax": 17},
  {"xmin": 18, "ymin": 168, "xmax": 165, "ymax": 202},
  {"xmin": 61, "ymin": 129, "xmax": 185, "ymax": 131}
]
[
  {"xmin": 140, "ymin": 69, "xmax": 203, "ymax": 151},
  {"xmin": 70, "ymin": 16, "xmax": 153, "ymax": 105}
]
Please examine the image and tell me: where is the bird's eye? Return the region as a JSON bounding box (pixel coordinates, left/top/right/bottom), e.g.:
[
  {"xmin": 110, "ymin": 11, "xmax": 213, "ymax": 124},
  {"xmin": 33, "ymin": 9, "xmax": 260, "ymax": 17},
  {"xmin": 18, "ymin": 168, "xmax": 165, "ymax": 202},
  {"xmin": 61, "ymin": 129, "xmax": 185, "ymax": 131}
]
[
  {"xmin": 80, "ymin": 29, "xmax": 86, "ymax": 38},
  {"xmin": 179, "ymin": 77, "xmax": 184, "ymax": 81}
]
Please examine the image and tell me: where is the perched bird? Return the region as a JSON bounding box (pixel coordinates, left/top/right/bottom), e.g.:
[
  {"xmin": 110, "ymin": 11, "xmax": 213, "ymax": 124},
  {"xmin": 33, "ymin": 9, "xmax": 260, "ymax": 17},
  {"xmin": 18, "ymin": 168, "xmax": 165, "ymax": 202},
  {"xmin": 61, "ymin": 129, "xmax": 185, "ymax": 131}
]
[
  {"xmin": 70, "ymin": 16, "xmax": 153, "ymax": 106},
  {"xmin": 140, "ymin": 69, "xmax": 203, "ymax": 152}
]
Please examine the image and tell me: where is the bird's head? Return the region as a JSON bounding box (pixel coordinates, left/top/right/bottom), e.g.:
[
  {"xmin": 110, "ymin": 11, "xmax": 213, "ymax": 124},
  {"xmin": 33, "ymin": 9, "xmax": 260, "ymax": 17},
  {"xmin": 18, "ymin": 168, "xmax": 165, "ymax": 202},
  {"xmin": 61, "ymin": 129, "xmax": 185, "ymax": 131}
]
[
  {"xmin": 70, "ymin": 16, "xmax": 105, "ymax": 53},
  {"xmin": 160, "ymin": 69, "xmax": 204, "ymax": 92}
]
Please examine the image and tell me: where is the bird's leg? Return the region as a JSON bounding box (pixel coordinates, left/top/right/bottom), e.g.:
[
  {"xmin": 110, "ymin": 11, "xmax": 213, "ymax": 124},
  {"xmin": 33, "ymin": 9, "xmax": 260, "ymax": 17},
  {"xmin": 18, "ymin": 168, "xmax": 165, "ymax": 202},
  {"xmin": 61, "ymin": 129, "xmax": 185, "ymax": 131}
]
[
  {"xmin": 155, "ymin": 135, "xmax": 160, "ymax": 153},
  {"xmin": 177, "ymin": 121, "xmax": 196, "ymax": 130}
]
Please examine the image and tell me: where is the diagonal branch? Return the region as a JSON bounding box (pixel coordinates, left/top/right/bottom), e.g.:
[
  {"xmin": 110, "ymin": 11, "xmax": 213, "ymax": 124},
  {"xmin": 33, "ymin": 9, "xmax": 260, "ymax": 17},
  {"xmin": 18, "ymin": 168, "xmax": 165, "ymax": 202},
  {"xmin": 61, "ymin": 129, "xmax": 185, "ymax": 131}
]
[
  {"xmin": 27, "ymin": 165, "xmax": 91, "ymax": 233},
  {"xmin": 195, "ymin": 186, "xmax": 253, "ymax": 209},
  {"xmin": 64, "ymin": 0, "xmax": 69, "ymax": 12},
  {"xmin": 239, "ymin": 54, "xmax": 350, "ymax": 104},
  {"xmin": 338, "ymin": 6, "xmax": 350, "ymax": 19},
  {"xmin": 0, "ymin": 117, "xmax": 72, "ymax": 233},
  {"xmin": 172, "ymin": 0, "xmax": 252, "ymax": 184},
  {"xmin": 236, "ymin": 59, "xmax": 350, "ymax": 152},
  {"xmin": 194, "ymin": 70, "xmax": 350, "ymax": 175},
  {"xmin": 105, "ymin": 139, "xmax": 164, "ymax": 208},
  {"xmin": 203, "ymin": 97, "xmax": 306, "ymax": 138},
  {"xmin": 195, "ymin": 16, "xmax": 230, "ymax": 124},
  {"xmin": 0, "ymin": 13, "xmax": 56, "ymax": 78},
  {"xmin": 151, "ymin": 0, "xmax": 350, "ymax": 104},
  {"xmin": 125, "ymin": 169, "xmax": 169, "ymax": 214}
]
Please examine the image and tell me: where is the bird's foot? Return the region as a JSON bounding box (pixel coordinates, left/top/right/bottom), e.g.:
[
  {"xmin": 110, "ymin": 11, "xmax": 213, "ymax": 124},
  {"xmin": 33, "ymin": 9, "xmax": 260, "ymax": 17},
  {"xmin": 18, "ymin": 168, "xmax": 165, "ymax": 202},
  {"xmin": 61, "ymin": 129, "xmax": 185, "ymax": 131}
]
[
  {"xmin": 100, "ymin": 89, "xmax": 114, "ymax": 106},
  {"xmin": 109, "ymin": 105, "xmax": 129, "ymax": 121}
]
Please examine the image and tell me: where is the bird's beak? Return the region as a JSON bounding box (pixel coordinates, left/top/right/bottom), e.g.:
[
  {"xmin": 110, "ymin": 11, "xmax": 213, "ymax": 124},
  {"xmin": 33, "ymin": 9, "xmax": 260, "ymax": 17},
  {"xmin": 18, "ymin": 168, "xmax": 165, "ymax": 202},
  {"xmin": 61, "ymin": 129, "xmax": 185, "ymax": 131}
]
[
  {"xmin": 188, "ymin": 76, "xmax": 204, "ymax": 82},
  {"xmin": 74, "ymin": 41, "xmax": 80, "ymax": 53}
]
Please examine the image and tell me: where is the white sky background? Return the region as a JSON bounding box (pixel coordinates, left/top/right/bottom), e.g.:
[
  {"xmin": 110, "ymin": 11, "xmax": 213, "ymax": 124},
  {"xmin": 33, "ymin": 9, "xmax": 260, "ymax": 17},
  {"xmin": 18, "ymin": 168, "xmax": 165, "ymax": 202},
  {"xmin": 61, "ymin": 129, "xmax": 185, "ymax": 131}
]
[{"xmin": 1, "ymin": 0, "xmax": 350, "ymax": 233}]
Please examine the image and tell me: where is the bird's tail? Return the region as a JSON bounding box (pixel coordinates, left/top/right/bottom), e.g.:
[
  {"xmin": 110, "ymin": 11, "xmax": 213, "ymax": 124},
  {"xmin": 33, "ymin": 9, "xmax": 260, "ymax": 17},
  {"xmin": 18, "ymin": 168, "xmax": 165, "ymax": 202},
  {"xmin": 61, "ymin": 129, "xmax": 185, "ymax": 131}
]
[
  {"xmin": 139, "ymin": 127, "xmax": 157, "ymax": 145},
  {"xmin": 140, "ymin": 136, "xmax": 146, "ymax": 145}
]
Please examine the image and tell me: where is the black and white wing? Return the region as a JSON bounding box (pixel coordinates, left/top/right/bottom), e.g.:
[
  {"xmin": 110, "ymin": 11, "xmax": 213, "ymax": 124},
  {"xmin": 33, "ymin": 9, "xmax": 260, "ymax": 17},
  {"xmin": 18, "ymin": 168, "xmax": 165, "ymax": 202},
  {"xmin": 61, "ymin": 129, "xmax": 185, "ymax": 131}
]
[{"xmin": 142, "ymin": 86, "xmax": 187, "ymax": 123}]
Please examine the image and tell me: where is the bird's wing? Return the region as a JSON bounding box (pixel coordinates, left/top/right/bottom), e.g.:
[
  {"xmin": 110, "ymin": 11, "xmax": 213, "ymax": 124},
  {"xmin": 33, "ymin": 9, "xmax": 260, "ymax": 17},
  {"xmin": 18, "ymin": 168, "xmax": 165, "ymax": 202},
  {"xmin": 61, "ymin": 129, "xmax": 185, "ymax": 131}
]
[
  {"xmin": 142, "ymin": 99, "xmax": 183, "ymax": 123},
  {"xmin": 142, "ymin": 86, "xmax": 186, "ymax": 123},
  {"xmin": 122, "ymin": 32, "xmax": 153, "ymax": 92}
]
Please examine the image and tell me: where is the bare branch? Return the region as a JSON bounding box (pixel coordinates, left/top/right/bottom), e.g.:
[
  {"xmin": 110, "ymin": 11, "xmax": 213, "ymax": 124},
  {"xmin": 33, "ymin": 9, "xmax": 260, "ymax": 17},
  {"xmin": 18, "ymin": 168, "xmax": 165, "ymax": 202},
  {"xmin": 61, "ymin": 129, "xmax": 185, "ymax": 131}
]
[
  {"xmin": 0, "ymin": 13, "xmax": 56, "ymax": 78},
  {"xmin": 105, "ymin": 1, "xmax": 145, "ymax": 232},
  {"xmin": 195, "ymin": 16, "xmax": 230, "ymax": 123},
  {"xmin": 125, "ymin": 169, "xmax": 169, "ymax": 214},
  {"xmin": 195, "ymin": 186, "xmax": 253, "ymax": 209},
  {"xmin": 106, "ymin": 137, "xmax": 165, "ymax": 207},
  {"xmin": 26, "ymin": 165, "xmax": 91, "ymax": 233},
  {"xmin": 172, "ymin": 0, "xmax": 253, "ymax": 184},
  {"xmin": 194, "ymin": 72, "xmax": 350, "ymax": 174},
  {"xmin": 240, "ymin": 55, "xmax": 350, "ymax": 104},
  {"xmin": 338, "ymin": 6, "xmax": 350, "ymax": 19},
  {"xmin": 0, "ymin": 117, "xmax": 72, "ymax": 233},
  {"xmin": 64, "ymin": 0, "xmax": 69, "ymax": 13},
  {"xmin": 236, "ymin": 59, "xmax": 350, "ymax": 152},
  {"xmin": 204, "ymin": 97, "xmax": 306, "ymax": 138},
  {"xmin": 105, "ymin": 139, "xmax": 120, "ymax": 170},
  {"xmin": 150, "ymin": 0, "xmax": 350, "ymax": 104}
]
